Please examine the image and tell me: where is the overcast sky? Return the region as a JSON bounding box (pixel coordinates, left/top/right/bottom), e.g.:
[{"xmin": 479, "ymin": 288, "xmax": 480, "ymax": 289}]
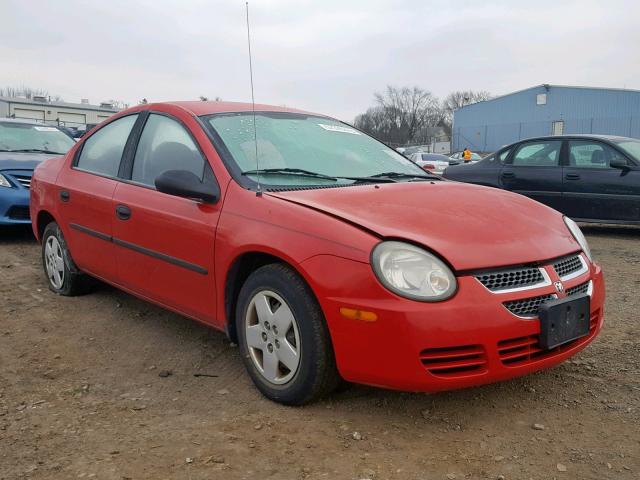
[{"xmin": 1, "ymin": 0, "xmax": 638, "ymax": 121}]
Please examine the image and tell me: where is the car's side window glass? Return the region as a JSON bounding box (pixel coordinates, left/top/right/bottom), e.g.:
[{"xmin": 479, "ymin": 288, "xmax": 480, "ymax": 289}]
[
  {"xmin": 498, "ymin": 148, "xmax": 511, "ymax": 163},
  {"xmin": 131, "ymin": 114, "xmax": 205, "ymax": 187},
  {"xmin": 568, "ymin": 140, "xmax": 628, "ymax": 169},
  {"xmin": 512, "ymin": 141, "xmax": 561, "ymax": 167},
  {"xmin": 76, "ymin": 114, "xmax": 138, "ymax": 177}
]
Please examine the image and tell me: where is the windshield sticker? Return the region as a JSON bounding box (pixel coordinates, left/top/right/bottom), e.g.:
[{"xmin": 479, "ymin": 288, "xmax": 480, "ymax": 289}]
[
  {"xmin": 318, "ymin": 124, "xmax": 361, "ymax": 135},
  {"xmin": 33, "ymin": 126, "xmax": 59, "ymax": 132}
]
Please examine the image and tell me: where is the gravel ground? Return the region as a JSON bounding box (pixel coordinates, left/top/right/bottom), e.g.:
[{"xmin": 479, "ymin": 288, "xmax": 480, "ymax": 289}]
[{"xmin": 0, "ymin": 224, "xmax": 638, "ymax": 480}]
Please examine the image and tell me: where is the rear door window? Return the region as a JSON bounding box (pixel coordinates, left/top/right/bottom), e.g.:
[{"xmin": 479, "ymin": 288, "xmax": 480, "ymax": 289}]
[
  {"xmin": 568, "ymin": 140, "xmax": 628, "ymax": 168},
  {"xmin": 512, "ymin": 140, "xmax": 561, "ymax": 167},
  {"xmin": 76, "ymin": 115, "xmax": 138, "ymax": 177},
  {"xmin": 131, "ymin": 114, "xmax": 205, "ymax": 188}
]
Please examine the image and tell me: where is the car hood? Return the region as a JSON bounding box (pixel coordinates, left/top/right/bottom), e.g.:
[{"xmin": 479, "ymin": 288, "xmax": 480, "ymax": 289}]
[
  {"xmin": 0, "ymin": 152, "xmax": 58, "ymax": 171},
  {"xmin": 266, "ymin": 181, "xmax": 579, "ymax": 271}
]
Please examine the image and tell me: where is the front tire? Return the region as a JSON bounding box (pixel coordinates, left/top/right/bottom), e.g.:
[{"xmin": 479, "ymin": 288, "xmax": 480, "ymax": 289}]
[
  {"xmin": 236, "ymin": 263, "xmax": 340, "ymax": 405},
  {"xmin": 41, "ymin": 222, "xmax": 91, "ymax": 296}
]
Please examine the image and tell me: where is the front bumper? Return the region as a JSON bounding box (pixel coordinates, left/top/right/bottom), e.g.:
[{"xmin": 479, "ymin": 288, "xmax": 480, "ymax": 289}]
[
  {"xmin": 0, "ymin": 170, "xmax": 32, "ymax": 225},
  {"xmin": 301, "ymin": 253, "xmax": 604, "ymax": 392}
]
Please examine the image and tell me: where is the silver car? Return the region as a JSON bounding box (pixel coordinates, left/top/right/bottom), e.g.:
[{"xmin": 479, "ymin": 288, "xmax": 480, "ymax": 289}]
[{"xmin": 409, "ymin": 152, "xmax": 450, "ymax": 174}]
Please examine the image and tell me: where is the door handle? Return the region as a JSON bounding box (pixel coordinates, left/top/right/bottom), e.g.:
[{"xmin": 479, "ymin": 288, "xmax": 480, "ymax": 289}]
[
  {"xmin": 501, "ymin": 171, "xmax": 515, "ymax": 179},
  {"xmin": 115, "ymin": 204, "xmax": 132, "ymax": 220},
  {"xmin": 565, "ymin": 173, "xmax": 581, "ymax": 180},
  {"xmin": 60, "ymin": 190, "xmax": 70, "ymax": 202}
]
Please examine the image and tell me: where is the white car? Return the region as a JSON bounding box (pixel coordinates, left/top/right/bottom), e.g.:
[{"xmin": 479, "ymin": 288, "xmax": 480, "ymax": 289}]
[{"xmin": 409, "ymin": 153, "xmax": 451, "ymax": 174}]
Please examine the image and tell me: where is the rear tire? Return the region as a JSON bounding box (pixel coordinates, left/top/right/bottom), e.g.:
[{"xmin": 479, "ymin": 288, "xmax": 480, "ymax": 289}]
[
  {"xmin": 236, "ymin": 263, "xmax": 340, "ymax": 405},
  {"xmin": 41, "ymin": 222, "xmax": 91, "ymax": 296}
]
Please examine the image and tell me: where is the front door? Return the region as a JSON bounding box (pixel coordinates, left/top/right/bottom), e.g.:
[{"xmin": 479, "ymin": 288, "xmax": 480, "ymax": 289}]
[
  {"xmin": 56, "ymin": 114, "xmax": 139, "ymax": 281},
  {"xmin": 562, "ymin": 139, "xmax": 640, "ymax": 222},
  {"xmin": 500, "ymin": 139, "xmax": 564, "ymax": 211},
  {"xmin": 111, "ymin": 113, "xmax": 221, "ymax": 322}
]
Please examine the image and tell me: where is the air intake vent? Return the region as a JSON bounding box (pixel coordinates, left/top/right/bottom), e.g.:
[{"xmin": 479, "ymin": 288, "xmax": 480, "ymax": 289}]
[
  {"xmin": 503, "ymin": 294, "xmax": 556, "ymax": 317},
  {"xmin": 419, "ymin": 344, "xmax": 487, "ymax": 378},
  {"xmin": 566, "ymin": 281, "xmax": 590, "ymax": 297},
  {"xmin": 498, "ymin": 309, "xmax": 599, "ymax": 366},
  {"xmin": 475, "ymin": 267, "xmax": 545, "ymax": 292},
  {"xmin": 13, "ymin": 175, "xmax": 31, "ymax": 189},
  {"xmin": 6, "ymin": 206, "xmax": 30, "ymax": 220},
  {"xmin": 553, "ymin": 255, "xmax": 583, "ymax": 278}
]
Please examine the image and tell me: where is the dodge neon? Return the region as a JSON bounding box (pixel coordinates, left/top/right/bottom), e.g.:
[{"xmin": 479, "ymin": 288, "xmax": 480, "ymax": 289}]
[{"xmin": 30, "ymin": 101, "xmax": 605, "ymax": 405}]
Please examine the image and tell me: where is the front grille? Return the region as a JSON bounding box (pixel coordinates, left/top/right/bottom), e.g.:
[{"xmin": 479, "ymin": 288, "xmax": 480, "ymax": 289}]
[
  {"xmin": 419, "ymin": 344, "xmax": 487, "ymax": 378},
  {"xmin": 476, "ymin": 267, "xmax": 545, "ymax": 292},
  {"xmin": 14, "ymin": 175, "xmax": 31, "ymax": 189},
  {"xmin": 566, "ymin": 281, "xmax": 590, "ymax": 297},
  {"xmin": 503, "ymin": 293, "xmax": 556, "ymax": 317},
  {"xmin": 498, "ymin": 309, "xmax": 600, "ymax": 366},
  {"xmin": 6, "ymin": 206, "xmax": 30, "ymax": 220},
  {"xmin": 553, "ymin": 255, "xmax": 583, "ymax": 278}
]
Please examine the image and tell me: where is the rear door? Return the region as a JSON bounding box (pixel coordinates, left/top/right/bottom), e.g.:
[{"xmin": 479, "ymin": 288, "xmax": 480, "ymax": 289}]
[
  {"xmin": 111, "ymin": 112, "xmax": 221, "ymax": 322},
  {"xmin": 500, "ymin": 139, "xmax": 564, "ymax": 211},
  {"xmin": 56, "ymin": 113, "xmax": 140, "ymax": 281},
  {"xmin": 562, "ymin": 139, "xmax": 640, "ymax": 222}
]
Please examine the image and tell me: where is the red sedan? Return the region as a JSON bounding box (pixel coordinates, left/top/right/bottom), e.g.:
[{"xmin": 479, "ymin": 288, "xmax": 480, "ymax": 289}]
[{"xmin": 30, "ymin": 101, "xmax": 604, "ymax": 405}]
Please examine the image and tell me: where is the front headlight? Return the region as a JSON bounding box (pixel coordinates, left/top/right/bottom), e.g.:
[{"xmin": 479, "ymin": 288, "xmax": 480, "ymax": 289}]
[
  {"xmin": 564, "ymin": 217, "xmax": 592, "ymax": 261},
  {"xmin": 371, "ymin": 241, "xmax": 457, "ymax": 301},
  {"xmin": 0, "ymin": 174, "xmax": 11, "ymax": 188}
]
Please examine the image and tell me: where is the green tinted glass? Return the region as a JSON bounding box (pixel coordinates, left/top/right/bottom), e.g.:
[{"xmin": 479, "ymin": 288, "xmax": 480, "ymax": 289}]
[{"xmin": 207, "ymin": 113, "xmax": 423, "ymax": 185}]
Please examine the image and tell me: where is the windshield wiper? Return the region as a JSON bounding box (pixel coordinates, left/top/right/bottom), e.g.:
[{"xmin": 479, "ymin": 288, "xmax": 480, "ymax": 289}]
[
  {"xmin": 7, "ymin": 148, "xmax": 65, "ymax": 155},
  {"xmin": 241, "ymin": 168, "xmax": 338, "ymax": 181},
  {"xmin": 368, "ymin": 171, "xmax": 441, "ymax": 180}
]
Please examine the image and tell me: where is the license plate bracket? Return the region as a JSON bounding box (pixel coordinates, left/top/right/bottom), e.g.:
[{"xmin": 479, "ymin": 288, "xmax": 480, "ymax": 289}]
[{"xmin": 538, "ymin": 294, "xmax": 590, "ymax": 350}]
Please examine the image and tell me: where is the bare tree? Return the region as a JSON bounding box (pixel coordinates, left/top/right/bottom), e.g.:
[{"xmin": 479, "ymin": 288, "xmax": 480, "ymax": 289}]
[
  {"xmin": 0, "ymin": 85, "xmax": 50, "ymax": 99},
  {"xmin": 442, "ymin": 90, "xmax": 492, "ymax": 126},
  {"xmin": 355, "ymin": 86, "xmax": 441, "ymax": 145}
]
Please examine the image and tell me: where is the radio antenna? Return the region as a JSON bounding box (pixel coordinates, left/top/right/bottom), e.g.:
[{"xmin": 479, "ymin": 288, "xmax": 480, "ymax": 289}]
[{"xmin": 245, "ymin": 1, "xmax": 261, "ymax": 195}]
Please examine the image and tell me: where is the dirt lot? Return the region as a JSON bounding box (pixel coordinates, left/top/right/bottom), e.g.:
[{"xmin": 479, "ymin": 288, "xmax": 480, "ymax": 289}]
[{"xmin": 0, "ymin": 225, "xmax": 638, "ymax": 480}]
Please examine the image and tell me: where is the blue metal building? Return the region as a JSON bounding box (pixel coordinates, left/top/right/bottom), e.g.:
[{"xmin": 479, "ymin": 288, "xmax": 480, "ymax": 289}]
[{"xmin": 452, "ymin": 84, "xmax": 640, "ymax": 152}]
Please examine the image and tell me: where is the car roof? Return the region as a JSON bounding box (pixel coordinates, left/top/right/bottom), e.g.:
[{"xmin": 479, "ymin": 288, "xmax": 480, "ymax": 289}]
[
  {"xmin": 158, "ymin": 101, "xmax": 325, "ymax": 118},
  {"xmin": 506, "ymin": 134, "xmax": 634, "ymax": 146}
]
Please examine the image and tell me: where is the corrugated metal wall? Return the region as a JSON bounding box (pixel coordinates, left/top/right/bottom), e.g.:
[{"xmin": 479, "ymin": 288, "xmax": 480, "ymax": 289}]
[{"xmin": 452, "ymin": 85, "xmax": 640, "ymax": 152}]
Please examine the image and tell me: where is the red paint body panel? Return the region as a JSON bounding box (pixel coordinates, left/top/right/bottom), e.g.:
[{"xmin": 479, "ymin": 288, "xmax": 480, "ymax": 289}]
[
  {"xmin": 268, "ymin": 182, "xmax": 582, "ymax": 271},
  {"xmin": 30, "ymin": 101, "xmax": 606, "ymax": 394},
  {"xmin": 298, "ymin": 254, "xmax": 604, "ymax": 391},
  {"xmin": 112, "ymin": 182, "xmax": 220, "ymax": 322}
]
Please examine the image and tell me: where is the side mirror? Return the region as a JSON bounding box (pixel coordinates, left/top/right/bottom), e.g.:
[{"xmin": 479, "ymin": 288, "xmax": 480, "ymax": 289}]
[
  {"xmin": 155, "ymin": 170, "xmax": 219, "ymax": 203},
  {"xmin": 610, "ymin": 159, "xmax": 630, "ymax": 171}
]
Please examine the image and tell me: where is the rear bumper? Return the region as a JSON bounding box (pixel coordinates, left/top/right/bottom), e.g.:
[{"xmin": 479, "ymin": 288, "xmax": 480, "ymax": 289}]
[{"xmin": 301, "ymin": 254, "xmax": 605, "ymax": 393}]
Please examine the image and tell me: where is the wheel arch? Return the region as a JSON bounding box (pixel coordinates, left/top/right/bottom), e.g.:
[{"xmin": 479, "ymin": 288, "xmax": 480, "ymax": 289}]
[
  {"xmin": 223, "ymin": 250, "xmax": 315, "ymax": 343},
  {"xmin": 35, "ymin": 210, "xmax": 56, "ymax": 243}
]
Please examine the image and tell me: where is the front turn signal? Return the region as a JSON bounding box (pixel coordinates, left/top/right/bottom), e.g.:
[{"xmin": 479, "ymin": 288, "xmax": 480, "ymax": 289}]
[{"xmin": 339, "ymin": 307, "xmax": 378, "ymax": 322}]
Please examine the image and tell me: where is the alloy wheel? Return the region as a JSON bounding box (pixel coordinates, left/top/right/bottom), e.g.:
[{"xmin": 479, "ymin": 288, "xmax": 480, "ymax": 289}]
[
  {"xmin": 44, "ymin": 236, "xmax": 65, "ymax": 290},
  {"xmin": 245, "ymin": 290, "xmax": 301, "ymax": 385}
]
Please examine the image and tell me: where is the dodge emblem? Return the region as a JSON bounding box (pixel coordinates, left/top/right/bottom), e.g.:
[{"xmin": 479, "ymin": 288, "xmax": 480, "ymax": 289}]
[{"xmin": 554, "ymin": 281, "xmax": 565, "ymax": 293}]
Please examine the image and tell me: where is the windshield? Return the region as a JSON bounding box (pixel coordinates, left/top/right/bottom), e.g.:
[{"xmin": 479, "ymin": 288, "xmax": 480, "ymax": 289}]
[
  {"xmin": 612, "ymin": 139, "xmax": 640, "ymax": 162},
  {"xmin": 0, "ymin": 122, "xmax": 75, "ymax": 154},
  {"xmin": 206, "ymin": 112, "xmax": 426, "ymax": 186}
]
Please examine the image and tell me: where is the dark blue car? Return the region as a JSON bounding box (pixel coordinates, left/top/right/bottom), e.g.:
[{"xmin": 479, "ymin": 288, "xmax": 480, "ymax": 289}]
[
  {"xmin": 0, "ymin": 119, "xmax": 75, "ymax": 225},
  {"xmin": 444, "ymin": 135, "xmax": 640, "ymax": 225}
]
